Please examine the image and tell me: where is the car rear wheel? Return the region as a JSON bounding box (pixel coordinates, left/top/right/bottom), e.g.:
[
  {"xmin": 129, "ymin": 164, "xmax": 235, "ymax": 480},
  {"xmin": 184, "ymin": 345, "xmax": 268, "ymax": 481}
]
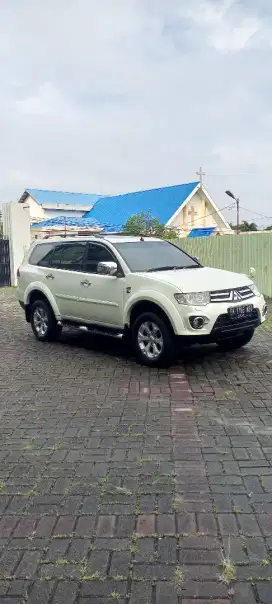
[
  {"xmin": 132, "ymin": 311, "xmax": 176, "ymax": 367},
  {"xmin": 30, "ymin": 300, "xmax": 62, "ymax": 342},
  {"xmin": 216, "ymin": 328, "xmax": 254, "ymax": 351}
]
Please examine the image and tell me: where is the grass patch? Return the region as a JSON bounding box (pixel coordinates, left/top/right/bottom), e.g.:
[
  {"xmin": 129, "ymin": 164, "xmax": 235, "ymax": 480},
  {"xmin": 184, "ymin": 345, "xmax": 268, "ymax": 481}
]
[
  {"xmin": 174, "ymin": 566, "xmax": 185, "ymax": 592},
  {"xmin": 219, "ymin": 557, "xmax": 236, "ymax": 584},
  {"xmin": 55, "ymin": 559, "xmax": 69, "ymax": 566},
  {"xmin": 261, "ymin": 298, "xmax": 272, "ymax": 330}
]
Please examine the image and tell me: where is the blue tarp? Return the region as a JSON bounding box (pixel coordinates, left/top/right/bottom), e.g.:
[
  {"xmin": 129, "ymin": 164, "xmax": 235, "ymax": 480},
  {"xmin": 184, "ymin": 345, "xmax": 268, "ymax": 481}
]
[
  {"xmin": 188, "ymin": 227, "xmax": 215, "ymax": 238},
  {"xmin": 32, "ymin": 215, "xmax": 100, "ymax": 228}
]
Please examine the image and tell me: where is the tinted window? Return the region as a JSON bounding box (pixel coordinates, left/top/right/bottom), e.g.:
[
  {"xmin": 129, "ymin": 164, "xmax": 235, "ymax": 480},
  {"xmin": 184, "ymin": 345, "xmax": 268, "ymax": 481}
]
[
  {"xmin": 30, "ymin": 242, "xmax": 86, "ymax": 271},
  {"xmin": 83, "ymin": 243, "xmax": 115, "ymax": 274},
  {"xmin": 51, "ymin": 243, "xmax": 86, "ymax": 271},
  {"xmin": 113, "ymin": 241, "xmax": 199, "ymax": 272},
  {"xmin": 50, "ymin": 245, "xmax": 65, "ymax": 268},
  {"xmin": 29, "ymin": 243, "xmax": 56, "ymax": 266}
]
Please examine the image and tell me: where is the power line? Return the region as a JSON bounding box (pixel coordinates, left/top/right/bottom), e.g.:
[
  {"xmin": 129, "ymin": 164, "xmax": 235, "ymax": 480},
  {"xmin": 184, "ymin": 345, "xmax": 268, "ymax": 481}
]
[{"xmin": 239, "ymin": 206, "xmax": 272, "ymax": 221}]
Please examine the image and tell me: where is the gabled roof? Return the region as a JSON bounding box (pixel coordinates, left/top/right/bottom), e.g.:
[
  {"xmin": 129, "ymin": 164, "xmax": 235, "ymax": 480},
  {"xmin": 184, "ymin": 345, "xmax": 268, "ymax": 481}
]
[
  {"xmin": 85, "ymin": 181, "xmax": 199, "ymax": 231},
  {"xmin": 19, "ymin": 189, "xmax": 102, "ymax": 207}
]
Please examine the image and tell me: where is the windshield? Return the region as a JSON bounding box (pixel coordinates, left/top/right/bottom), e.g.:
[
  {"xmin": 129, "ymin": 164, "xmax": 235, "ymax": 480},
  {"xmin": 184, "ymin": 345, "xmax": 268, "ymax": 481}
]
[{"xmin": 113, "ymin": 240, "xmax": 201, "ymax": 272}]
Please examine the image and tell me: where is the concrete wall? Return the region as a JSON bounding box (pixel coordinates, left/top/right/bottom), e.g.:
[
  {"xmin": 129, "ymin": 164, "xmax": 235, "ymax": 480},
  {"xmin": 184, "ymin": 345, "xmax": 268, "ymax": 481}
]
[{"xmin": 2, "ymin": 202, "xmax": 31, "ymax": 286}]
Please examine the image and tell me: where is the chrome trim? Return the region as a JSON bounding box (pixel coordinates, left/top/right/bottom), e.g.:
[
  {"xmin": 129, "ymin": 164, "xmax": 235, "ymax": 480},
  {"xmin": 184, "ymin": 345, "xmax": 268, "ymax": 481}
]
[{"xmin": 210, "ymin": 286, "xmax": 254, "ymax": 303}]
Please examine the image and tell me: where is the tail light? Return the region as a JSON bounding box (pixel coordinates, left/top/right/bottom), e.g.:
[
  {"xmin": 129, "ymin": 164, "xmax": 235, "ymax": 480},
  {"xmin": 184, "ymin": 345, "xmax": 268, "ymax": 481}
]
[{"xmin": 17, "ymin": 267, "xmax": 20, "ymax": 278}]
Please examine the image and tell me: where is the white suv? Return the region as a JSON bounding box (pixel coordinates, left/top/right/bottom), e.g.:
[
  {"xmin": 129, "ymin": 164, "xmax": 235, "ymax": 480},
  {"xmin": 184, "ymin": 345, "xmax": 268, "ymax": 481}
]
[{"xmin": 17, "ymin": 235, "xmax": 267, "ymax": 367}]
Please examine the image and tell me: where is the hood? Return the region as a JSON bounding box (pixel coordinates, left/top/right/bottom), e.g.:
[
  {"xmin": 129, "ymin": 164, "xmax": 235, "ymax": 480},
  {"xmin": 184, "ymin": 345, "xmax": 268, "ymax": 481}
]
[{"xmin": 143, "ymin": 267, "xmax": 252, "ymax": 293}]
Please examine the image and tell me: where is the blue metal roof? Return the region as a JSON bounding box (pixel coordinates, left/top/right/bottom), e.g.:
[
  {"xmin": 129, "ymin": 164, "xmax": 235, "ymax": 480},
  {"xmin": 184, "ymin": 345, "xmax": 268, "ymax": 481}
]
[
  {"xmin": 20, "ymin": 189, "xmax": 102, "ymax": 207},
  {"xmin": 85, "ymin": 182, "xmax": 199, "ymax": 231},
  {"xmin": 32, "ymin": 215, "xmax": 100, "ymax": 228},
  {"xmin": 188, "ymin": 227, "xmax": 215, "ymax": 238}
]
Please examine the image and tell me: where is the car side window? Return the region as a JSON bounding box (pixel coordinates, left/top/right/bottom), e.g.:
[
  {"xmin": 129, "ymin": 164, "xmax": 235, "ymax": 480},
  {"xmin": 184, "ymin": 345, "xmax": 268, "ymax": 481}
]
[
  {"xmin": 49, "ymin": 245, "xmax": 65, "ymax": 268},
  {"xmin": 30, "ymin": 243, "xmax": 56, "ymax": 266},
  {"xmin": 50, "ymin": 243, "xmax": 86, "ymax": 271},
  {"xmin": 83, "ymin": 243, "xmax": 116, "ymax": 274}
]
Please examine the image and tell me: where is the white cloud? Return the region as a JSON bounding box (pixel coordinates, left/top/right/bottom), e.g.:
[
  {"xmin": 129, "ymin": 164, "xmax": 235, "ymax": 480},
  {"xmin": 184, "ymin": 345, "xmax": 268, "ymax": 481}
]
[{"xmin": 0, "ymin": 0, "xmax": 272, "ymax": 224}]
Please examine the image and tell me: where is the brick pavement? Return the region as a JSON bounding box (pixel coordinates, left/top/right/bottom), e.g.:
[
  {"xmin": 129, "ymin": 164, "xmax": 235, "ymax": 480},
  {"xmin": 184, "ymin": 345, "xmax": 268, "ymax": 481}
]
[{"xmin": 0, "ymin": 289, "xmax": 272, "ymax": 603}]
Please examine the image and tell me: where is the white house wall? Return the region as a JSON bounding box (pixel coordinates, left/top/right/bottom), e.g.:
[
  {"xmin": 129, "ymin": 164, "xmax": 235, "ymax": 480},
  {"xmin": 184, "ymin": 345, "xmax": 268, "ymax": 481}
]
[
  {"xmin": 21, "ymin": 194, "xmax": 88, "ymax": 221},
  {"xmin": 169, "ymin": 190, "xmax": 230, "ymax": 235},
  {"xmin": 24, "ymin": 195, "xmax": 45, "ymax": 221}
]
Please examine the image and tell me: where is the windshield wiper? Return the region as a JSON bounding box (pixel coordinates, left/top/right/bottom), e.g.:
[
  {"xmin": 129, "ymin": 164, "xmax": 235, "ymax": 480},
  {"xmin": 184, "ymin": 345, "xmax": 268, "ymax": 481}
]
[{"xmin": 147, "ymin": 265, "xmax": 199, "ymax": 272}]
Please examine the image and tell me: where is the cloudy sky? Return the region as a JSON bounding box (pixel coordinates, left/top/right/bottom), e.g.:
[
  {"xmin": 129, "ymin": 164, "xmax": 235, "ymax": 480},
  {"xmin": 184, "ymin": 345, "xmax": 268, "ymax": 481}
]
[{"xmin": 1, "ymin": 0, "xmax": 272, "ymax": 226}]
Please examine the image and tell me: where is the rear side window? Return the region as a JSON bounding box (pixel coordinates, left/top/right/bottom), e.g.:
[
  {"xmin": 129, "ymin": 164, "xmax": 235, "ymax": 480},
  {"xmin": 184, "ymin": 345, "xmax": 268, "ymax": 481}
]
[
  {"xmin": 29, "ymin": 241, "xmax": 87, "ymax": 271},
  {"xmin": 29, "ymin": 243, "xmax": 56, "ymax": 266}
]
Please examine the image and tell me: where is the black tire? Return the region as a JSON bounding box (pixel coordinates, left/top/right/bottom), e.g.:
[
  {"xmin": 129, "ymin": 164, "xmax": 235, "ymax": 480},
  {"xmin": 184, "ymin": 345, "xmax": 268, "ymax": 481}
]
[
  {"xmin": 131, "ymin": 311, "xmax": 176, "ymax": 367},
  {"xmin": 30, "ymin": 299, "xmax": 62, "ymax": 342},
  {"xmin": 217, "ymin": 328, "xmax": 254, "ymax": 351}
]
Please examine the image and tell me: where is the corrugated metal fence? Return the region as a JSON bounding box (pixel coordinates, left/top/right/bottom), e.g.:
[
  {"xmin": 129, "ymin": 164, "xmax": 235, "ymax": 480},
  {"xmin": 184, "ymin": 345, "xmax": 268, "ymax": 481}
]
[{"xmin": 176, "ymin": 233, "xmax": 272, "ymax": 297}]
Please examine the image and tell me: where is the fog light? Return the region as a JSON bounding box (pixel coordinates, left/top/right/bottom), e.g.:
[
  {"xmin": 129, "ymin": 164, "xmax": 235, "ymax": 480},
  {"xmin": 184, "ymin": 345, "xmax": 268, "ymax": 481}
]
[{"xmin": 189, "ymin": 316, "xmax": 206, "ymax": 329}]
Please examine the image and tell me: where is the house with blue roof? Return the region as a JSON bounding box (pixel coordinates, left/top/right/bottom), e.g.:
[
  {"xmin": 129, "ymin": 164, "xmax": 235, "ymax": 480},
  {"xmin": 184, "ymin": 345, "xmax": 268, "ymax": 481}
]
[
  {"xmin": 19, "ymin": 181, "xmax": 231, "ymax": 236},
  {"xmin": 18, "ymin": 189, "xmax": 103, "ymax": 223},
  {"xmin": 84, "ymin": 181, "xmax": 231, "ymax": 237}
]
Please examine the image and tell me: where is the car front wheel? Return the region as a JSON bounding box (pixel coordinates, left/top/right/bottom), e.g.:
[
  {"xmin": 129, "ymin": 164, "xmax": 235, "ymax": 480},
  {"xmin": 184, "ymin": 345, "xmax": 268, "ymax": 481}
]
[
  {"xmin": 216, "ymin": 328, "xmax": 254, "ymax": 351},
  {"xmin": 132, "ymin": 312, "xmax": 176, "ymax": 367},
  {"xmin": 30, "ymin": 300, "xmax": 62, "ymax": 342}
]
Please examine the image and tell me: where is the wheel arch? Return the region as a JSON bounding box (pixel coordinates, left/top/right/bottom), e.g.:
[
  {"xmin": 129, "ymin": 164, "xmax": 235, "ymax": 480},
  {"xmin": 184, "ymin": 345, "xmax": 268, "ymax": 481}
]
[
  {"xmin": 128, "ymin": 299, "xmax": 175, "ymax": 334},
  {"xmin": 24, "ymin": 286, "xmax": 59, "ymax": 323}
]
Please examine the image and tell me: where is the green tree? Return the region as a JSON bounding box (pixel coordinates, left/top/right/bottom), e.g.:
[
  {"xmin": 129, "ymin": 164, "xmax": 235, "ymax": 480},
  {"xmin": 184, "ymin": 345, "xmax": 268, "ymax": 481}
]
[
  {"xmin": 230, "ymin": 220, "xmax": 258, "ymax": 232},
  {"xmin": 240, "ymin": 221, "xmax": 258, "ymax": 232},
  {"xmin": 123, "ymin": 211, "xmax": 177, "ymax": 239}
]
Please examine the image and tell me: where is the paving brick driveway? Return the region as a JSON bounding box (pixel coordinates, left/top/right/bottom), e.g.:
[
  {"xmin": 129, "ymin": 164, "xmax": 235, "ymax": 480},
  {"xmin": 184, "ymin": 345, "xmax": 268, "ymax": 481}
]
[{"xmin": 1, "ymin": 289, "xmax": 272, "ymax": 603}]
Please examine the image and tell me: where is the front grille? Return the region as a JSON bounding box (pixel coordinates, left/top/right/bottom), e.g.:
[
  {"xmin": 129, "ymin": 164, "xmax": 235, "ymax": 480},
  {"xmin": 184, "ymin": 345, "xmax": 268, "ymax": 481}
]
[
  {"xmin": 210, "ymin": 285, "xmax": 254, "ymax": 303},
  {"xmin": 213, "ymin": 309, "xmax": 259, "ymax": 332}
]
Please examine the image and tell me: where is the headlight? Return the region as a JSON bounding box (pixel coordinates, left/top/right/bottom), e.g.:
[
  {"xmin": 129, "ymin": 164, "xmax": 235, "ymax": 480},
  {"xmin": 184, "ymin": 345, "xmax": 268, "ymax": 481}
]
[
  {"xmin": 250, "ymin": 283, "xmax": 261, "ymax": 297},
  {"xmin": 174, "ymin": 292, "xmax": 210, "ymax": 306}
]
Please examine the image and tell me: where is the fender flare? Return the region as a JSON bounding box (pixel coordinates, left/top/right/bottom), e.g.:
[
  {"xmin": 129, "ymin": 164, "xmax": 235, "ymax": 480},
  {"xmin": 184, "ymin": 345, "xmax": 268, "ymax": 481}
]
[
  {"xmin": 24, "ymin": 282, "xmax": 61, "ymax": 320},
  {"xmin": 124, "ymin": 291, "xmax": 183, "ymax": 334}
]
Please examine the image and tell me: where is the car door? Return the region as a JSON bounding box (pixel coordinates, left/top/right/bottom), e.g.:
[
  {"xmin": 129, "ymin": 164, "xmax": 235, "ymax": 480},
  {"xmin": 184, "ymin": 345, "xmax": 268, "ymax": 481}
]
[
  {"xmin": 79, "ymin": 242, "xmax": 125, "ymax": 327},
  {"xmin": 40, "ymin": 241, "xmax": 89, "ymax": 319}
]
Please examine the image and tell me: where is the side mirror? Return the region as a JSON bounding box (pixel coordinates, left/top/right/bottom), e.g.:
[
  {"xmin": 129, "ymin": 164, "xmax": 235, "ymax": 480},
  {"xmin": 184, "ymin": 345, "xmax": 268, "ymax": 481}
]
[
  {"xmin": 192, "ymin": 256, "xmax": 199, "ymax": 263},
  {"xmin": 97, "ymin": 261, "xmax": 118, "ymax": 276},
  {"xmin": 249, "ymin": 267, "xmax": 256, "ymax": 279}
]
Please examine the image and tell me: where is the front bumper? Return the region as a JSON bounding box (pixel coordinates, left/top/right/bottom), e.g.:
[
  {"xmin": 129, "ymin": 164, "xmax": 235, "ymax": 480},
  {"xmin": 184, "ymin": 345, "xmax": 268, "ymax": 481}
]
[{"xmin": 174, "ymin": 295, "xmax": 267, "ymax": 339}]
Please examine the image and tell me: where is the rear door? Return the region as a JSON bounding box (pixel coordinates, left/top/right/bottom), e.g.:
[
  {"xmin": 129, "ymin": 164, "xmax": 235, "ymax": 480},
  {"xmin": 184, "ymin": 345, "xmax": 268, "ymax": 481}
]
[{"xmin": 43, "ymin": 241, "xmax": 89, "ymax": 319}]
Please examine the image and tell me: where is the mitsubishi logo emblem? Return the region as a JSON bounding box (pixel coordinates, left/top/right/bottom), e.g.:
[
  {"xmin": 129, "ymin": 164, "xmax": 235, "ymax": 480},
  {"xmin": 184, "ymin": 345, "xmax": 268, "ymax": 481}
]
[{"xmin": 232, "ymin": 289, "xmax": 242, "ymax": 301}]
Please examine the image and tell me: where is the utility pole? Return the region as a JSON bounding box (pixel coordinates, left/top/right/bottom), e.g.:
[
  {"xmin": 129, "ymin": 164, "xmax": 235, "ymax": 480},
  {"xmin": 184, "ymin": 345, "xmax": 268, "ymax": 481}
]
[
  {"xmin": 225, "ymin": 189, "xmax": 240, "ymax": 234},
  {"xmin": 236, "ymin": 197, "xmax": 240, "ymax": 235},
  {"xmin": 196, "ymin": 166, "xmax": 205, "ymax": 187}
]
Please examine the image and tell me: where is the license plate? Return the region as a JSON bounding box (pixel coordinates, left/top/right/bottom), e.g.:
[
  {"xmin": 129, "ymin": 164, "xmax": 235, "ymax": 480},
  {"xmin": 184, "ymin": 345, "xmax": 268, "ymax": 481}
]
[{"xmin": 228, "ymin": 304, "xmax": 254, "ymax": 319}]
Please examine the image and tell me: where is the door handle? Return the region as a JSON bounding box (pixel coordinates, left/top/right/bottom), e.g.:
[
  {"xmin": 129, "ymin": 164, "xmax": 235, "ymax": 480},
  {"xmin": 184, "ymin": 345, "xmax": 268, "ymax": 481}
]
[
  {"xmin": 81, "ymin": 279, "xmax": 91, "ymax": 287},
  {"xmin": 46, "ymin": 273, "xmax": 54, "ymax": 280}
]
